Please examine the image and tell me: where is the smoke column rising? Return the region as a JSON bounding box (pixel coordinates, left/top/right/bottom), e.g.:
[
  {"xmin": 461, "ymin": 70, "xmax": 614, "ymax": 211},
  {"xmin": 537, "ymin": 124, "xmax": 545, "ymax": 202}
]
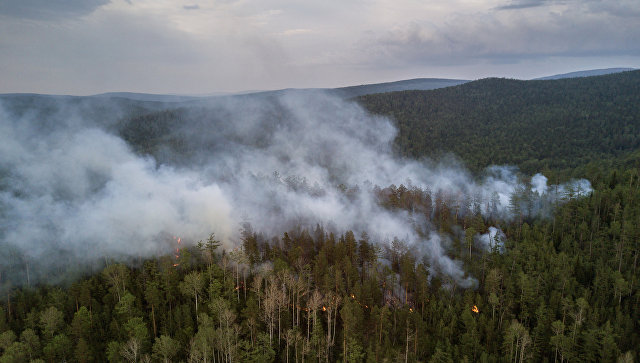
[{"xmin": 0, "ymin": 92, "xmax": 591, "ymax": 286}]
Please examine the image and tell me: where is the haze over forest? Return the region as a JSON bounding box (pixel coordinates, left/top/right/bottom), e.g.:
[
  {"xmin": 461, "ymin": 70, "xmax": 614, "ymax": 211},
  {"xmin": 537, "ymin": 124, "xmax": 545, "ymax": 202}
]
[{"xmin": 1, "ymin": 1, "xmax": 639, "ymax": 362}]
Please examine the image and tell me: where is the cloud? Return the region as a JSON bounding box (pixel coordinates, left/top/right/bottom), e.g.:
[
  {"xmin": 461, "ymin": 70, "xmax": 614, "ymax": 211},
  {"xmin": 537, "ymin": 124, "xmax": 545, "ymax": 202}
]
[
  {"xmin": 494, "ymin": 0, "xmax": 555, "ymax": 10},
  {"xmin": 0, "ymin": 0, "xmax": 110, "ymax": 20},
  {"xmin": 0, "ymin": 0, "xmax": 302, "ymax": 94},
  {"xmin": 280, "ymin": 28, "xmax": 312, "ymax": 36},
  {"xmin": 494, "ymin": 0, "xmax": 640, "ymax": 17},
  {"xmin": 585, "ymin": 0, "xmax": 640, "ymax": 18},
  {"xmin": 356, "ymin": 3, "xmax": 640, "ymax": 69},
  {"xmin": 0, "ymin": 0, "xmax": 639, "ymax": 94}
]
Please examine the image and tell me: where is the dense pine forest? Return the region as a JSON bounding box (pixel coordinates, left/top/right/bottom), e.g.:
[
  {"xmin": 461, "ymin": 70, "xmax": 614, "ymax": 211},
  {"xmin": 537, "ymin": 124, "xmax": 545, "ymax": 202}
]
[
  {"xmin": 1, "ymin": 164, "xmax": 638, "ymax": 362},
  {"xmin": 1, "ymin": 72, "xmax": 640, "ymax": 362},
  {"xmin": 359, "ymin": 70, "xmax": 640, "ymax": 175}
]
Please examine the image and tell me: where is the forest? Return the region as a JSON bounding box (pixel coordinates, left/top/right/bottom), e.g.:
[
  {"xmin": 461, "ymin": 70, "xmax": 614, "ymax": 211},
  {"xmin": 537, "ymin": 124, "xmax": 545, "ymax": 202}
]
[
  {"xmin": 1, "ymin": 164, "xmax": 638, "ymax": 362},
  {"xmin": 0, "ymin": 72, "xmax": 639, "ymax": 362},
  {"xmin": 358, "ymin": 70, "xmax": 640, "ymax": 175}
]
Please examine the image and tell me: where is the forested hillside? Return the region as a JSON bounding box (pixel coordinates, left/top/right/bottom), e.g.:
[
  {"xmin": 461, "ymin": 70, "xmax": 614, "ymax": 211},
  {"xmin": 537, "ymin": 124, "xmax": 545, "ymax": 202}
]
[
  {"xmin": 358, "ymin": 70, "xmax": 640, "ymax": 174},
  {"xmin": 0, "ymin": 162, "xmax": 638, "ymax": 362}
]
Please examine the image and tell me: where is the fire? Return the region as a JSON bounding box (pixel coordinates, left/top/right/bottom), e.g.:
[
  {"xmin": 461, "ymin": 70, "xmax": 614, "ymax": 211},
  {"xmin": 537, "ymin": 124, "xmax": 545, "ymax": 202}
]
[
  {"xmin": 347, "ymin": 293, "xmax": 371, "ymax": 310},
  {"xmin": 472, "ymin": 305, "xmax": 479, "ymax": 314},
  {"xmin": 173, "ymin": 236, "xmax": 182, "ymax": 267},
  {"xmin": 322, "ymin": 306, "xmax": 327, "ymax": 311}
]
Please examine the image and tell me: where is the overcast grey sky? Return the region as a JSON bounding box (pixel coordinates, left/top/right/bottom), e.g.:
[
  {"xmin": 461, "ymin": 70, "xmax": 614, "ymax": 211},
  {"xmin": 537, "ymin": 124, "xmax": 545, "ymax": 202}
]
[{"xmin": 1, "ymin": 0, "xmax": 639, "ymax": 95}]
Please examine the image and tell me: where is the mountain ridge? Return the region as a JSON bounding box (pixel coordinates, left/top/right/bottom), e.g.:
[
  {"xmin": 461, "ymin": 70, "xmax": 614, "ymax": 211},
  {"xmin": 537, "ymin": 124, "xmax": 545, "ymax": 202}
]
[
  {"xmin": 533, "ymin": 67, "xmax": 635, "ymax": 80},
  {"xmin": 2, "ymin": 67, "xmax": 634, "ymax": 100}
]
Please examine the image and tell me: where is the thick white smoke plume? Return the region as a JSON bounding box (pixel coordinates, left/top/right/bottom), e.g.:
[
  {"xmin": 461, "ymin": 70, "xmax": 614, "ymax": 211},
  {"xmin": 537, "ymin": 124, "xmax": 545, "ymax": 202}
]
[{"xmin": 0, "ymin": 92, "xmax": 591, "ymax": 286}]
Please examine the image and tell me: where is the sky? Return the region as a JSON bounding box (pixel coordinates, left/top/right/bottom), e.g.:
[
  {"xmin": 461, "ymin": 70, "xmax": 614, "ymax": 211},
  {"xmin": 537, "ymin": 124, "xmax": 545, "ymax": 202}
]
[{"xmin": 1, "ymin": 0, "xmax": 639, "ymax": 95}]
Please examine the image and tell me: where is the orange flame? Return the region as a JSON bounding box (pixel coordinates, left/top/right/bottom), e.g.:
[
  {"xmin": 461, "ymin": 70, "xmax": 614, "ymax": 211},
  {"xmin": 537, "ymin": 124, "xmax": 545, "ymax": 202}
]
[
  {"xmin": 173, "ymin": 236, "xmax": 182, "ymax": 267},
  {"xmin": 472, "ymin": 305, "xmax": 479, "ymax": 314},
  {"xmin": 322, "ymin": 306, "xmax": 327, "ymax": 311}
]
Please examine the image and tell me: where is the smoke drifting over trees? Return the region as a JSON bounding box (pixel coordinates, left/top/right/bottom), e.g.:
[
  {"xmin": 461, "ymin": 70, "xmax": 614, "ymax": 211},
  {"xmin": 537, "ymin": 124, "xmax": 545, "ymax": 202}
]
[{"xmin": 0, "ymin": 92, "xmax": 590, "ymax": 285}]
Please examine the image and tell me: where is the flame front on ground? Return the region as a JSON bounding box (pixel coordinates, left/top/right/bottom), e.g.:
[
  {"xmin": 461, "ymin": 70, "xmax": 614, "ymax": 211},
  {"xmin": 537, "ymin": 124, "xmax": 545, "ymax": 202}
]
[{"xmin": 472, "ymin": 305, "xmax": 479, "ymax": 313}]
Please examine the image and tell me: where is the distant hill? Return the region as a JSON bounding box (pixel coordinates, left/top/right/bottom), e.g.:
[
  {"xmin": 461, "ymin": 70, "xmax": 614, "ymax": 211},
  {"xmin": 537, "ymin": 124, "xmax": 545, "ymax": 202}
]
[
  {"xmin": 330, "ymin": 78, "xmax": 469, "ymax": 98},
  {"xmin": 534, "ymin": 68, "xmax": 635, "ymax": 80},
  {"xmin": 0, "ymin": 92, "xmax": 171, "ymax": 130},
  {"xmin": 91, "ymin": 92, "xmax": 202, "ymax": 102},
  {"xmin": 44, "ymin": 78, "xmax": 468, "ymax": 103},
  {"xmin": 358, "ymin": 70, "xmax": 640, "ymax": 174},
  {"xmin": 8, "ymin": 75, "xmax": 579, "ymax": 110}
]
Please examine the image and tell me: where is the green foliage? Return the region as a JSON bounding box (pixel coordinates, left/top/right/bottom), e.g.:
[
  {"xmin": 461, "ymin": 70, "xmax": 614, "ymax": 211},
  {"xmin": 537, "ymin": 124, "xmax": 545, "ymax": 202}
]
[
  {"xmin": 42, "ymin": 334, "xmax": 72, "ymax": 362},
  {"xmin": 1, "ymin": 147, "xmax": 640, "ymax": 362},
  {"xmin": 75, "ymin": 338, "xmax": 92, "ymax": 363},
  {"xmin": 358, "ymin": 70, "xmax": 640, "ymax": 174},
  {"xmin": 106, "ymin": 341, "xmax": 122, "ymax": 363},
  {"xmin": 39, "ymin": 306, "xmax": 64, "ymax": 339},
  {"xmin": 20, "ymin": 329, "xmax": 40, "ymax": 361},
  {"xmin": 0, "ymin": 341, "xmax": 27, "ymax": 363},
  {"xmin": 124, "ymin": 317, "xmax": 148, "ymax": 344},
  {"xmin": 71, "ymin": 306, "xmax": 91, "ymax": 340},
  {"xmin": 152, "ymin": 335, "xmax": 181, "ymax": 363},
  {"xmin": 0, "ymin": 330, "xmax": 15, "ymax": 351},
  {"xmin": 102, "ymin": 264, "xmax": 130, "ymax": 302},
  {"xmin": 241, "ymin": 332, "xmax": 275, "ymax": 362}
]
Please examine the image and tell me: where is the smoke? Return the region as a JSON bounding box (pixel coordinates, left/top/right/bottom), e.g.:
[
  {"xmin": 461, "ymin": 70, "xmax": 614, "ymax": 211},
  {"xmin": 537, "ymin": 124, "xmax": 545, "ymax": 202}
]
[
  {"xmin": 475, "ymin": 227, "xmax": 506, "ymax": 253},
  {"xmin": 531, "ymin": 173, "xmax": 549, "ymax": 195},
  {"xmin": 0, "ymin": 115, "xmax": 234, "ymax": 283},
  {"xmin": 0, "ymin": 92, "xmax": 590, "ymax": 286}
]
